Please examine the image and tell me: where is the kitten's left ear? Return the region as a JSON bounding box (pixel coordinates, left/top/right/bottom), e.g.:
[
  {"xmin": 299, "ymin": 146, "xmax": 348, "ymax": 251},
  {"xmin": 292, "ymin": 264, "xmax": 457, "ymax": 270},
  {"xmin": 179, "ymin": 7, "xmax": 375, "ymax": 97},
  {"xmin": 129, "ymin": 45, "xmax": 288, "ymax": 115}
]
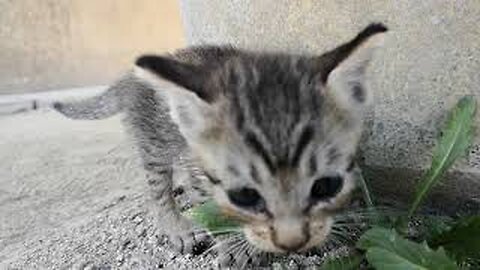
[
  {"xmin": 319, "ymin": 23, "xmax": 388, "ymax": 109},
  {"xmin": 135, "ymin": 55, "xmax": 217, "ymax": 102},
  {"xmin": 134, "ymin": 55, "xmax": 220, "ymax": 144}
]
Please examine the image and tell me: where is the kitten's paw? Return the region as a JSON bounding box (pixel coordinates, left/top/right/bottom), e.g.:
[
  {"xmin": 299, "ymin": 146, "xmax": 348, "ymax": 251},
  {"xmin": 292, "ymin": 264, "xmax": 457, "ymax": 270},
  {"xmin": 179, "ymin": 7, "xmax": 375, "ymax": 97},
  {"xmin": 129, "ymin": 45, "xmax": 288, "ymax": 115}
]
[{"xmin": 168, "ymin": 229, "xmax": 213, "ymax": 255}]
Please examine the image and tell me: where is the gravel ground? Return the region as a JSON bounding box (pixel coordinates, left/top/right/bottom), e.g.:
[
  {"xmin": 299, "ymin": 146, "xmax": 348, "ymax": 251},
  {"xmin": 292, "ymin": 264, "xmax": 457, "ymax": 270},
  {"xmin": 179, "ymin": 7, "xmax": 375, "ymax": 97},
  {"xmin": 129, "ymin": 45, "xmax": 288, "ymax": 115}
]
[{"xmin": 0, "ymin": 109, "xmax": 332, "ymax": 269}]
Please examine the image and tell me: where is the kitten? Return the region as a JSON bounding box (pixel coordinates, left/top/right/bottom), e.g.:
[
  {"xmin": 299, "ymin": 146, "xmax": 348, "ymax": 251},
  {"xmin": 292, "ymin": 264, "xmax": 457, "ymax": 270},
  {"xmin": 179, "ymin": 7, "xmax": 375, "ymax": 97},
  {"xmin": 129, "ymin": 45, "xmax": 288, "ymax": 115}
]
[{"xmin": 54, "ymin": 23, "xmax": 387, "ymax": 267}]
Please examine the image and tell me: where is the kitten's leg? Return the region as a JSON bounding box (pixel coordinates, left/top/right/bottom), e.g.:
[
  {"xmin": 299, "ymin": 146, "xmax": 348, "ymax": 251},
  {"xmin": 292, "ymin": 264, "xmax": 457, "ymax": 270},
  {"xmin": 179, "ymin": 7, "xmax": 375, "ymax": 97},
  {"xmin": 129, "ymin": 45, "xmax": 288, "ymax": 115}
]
[
  {"xmin": 126, "ymin": 88, "xmax": 212, "ymax": 255},
  {"xmin": 145, "ymin": 164, "xmax": 212, "ymax": 255}
]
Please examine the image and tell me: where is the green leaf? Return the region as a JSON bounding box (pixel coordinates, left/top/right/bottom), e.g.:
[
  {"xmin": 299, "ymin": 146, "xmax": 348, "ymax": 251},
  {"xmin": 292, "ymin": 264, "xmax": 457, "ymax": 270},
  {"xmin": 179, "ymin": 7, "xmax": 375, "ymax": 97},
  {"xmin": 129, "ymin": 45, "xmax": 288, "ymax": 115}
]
[
  {"xmin": 358, "ymin": 227, "xmax": 458, "ymax": 270},
  {"xmin": 321, "ymin": 254, "xmax": 363, "ymax": 270},
  {"xmin": 418, "ymin": 215, "xmax": 454, "ymax": 242},
  {"xmin": 408, "ymin": 96, "xmax": 477, "ymax": 217},
  {"xmin": 185, "ymin": 200, "xmax": 240, "ymax": 233},
  {"xmin": 430, "ymin": 216, "xmax": 480, "ymax": 262}
]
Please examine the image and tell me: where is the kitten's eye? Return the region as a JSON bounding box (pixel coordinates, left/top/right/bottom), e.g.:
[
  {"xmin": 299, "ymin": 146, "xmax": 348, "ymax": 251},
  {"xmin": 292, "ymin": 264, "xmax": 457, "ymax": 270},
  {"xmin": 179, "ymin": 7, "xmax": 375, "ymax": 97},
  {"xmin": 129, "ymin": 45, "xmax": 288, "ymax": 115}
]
[
  {"xmin": 310, "ymin": 176, "xmax": 343, "ymax": 201},
  {"xmin": 227, "ymin": 188, "xmax": 264, "ymax": 209}
]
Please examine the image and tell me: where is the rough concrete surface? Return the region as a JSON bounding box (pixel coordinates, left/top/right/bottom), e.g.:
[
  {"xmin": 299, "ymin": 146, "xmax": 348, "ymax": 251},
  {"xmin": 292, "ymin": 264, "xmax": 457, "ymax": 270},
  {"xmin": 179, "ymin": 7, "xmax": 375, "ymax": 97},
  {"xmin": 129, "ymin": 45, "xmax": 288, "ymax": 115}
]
[
  {"xmin": 0, "ymin": 108, "xmax": 333, "ymax": 269},
  {"xmin": 180, "ymin": 0, "xmax": 480, "ymax": 211},
  {"xmin": 0, "ymin": 108, "xmax": 223, "ymax": 269}
]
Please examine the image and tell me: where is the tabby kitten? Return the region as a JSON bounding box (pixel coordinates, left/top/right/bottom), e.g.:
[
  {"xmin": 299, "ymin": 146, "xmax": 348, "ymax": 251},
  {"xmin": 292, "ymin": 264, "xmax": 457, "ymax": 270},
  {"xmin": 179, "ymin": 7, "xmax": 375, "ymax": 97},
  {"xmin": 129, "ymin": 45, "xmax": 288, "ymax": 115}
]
[{"xmin": 54, "ymin": 23, "xmax": 387, "ymax": 266}]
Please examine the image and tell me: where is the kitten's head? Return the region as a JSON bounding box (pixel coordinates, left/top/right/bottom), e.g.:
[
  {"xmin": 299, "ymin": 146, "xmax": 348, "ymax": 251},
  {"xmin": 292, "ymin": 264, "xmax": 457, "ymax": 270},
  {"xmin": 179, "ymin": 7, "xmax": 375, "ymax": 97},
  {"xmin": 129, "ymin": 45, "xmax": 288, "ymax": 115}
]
[{"xmin": 135, "ymin": 24, "xmax": 387, "ymax": 253}]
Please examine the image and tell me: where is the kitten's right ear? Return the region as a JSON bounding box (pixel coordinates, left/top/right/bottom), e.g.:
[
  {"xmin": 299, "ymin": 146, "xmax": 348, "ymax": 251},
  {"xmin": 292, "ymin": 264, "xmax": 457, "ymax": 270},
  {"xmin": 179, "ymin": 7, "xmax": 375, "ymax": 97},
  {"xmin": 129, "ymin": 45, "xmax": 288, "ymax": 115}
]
[
  {"xmin": 318, "ymin": 23, "xmax": 387, "ymax": 111},
  {"xmin": 135, "ymin": 55, "xmax": 214, "ymax": 102}
]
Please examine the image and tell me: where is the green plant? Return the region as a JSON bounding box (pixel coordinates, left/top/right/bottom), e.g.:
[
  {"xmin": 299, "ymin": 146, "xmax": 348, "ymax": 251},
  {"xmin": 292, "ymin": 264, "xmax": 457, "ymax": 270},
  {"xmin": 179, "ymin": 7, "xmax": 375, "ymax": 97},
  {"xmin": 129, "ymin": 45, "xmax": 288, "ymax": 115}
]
[
  {"xmin": 321, "ymin": 254, "xmax": 363, "ymax": 270},
  {"xmin": 186, "ymin": 96, "xmax": 478, "ymax": 270},
  {"xmin": 334, "ymin": 95, "xmax": 478, "ymax": 270},
  {"xmin": 429, "ymin": 216, "xmax": 480, "ymax": 262},
  {"xmin": 357, "ymin": 228, "xmax": 457, "ymax": 270},
  {"xmin": 407, "ymin": 96, "xmax": 477, "ymax": 218},
  {"xmin": 185, "ymin": 199, "xmax": 240, "ymax": 234}
]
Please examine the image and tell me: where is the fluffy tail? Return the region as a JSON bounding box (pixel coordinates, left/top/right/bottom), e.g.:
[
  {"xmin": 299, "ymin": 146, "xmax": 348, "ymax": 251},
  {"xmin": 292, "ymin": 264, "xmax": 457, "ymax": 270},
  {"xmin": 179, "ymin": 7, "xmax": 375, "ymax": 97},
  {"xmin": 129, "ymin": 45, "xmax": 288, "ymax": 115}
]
[{"xmin": 52, "ymin": 73, "xmax": 136, "ymax": 120}]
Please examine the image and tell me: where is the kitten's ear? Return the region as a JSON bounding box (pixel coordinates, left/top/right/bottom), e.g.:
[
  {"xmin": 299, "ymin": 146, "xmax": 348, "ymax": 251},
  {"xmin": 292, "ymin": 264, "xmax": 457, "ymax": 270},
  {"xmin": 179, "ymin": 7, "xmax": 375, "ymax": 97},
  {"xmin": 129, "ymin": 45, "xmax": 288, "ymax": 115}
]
[
  {"xmin": 319, "ymin": 23, "xmax": 387, "ymax": 109},
  {"xmin": 135, "ymin": 55, "xmax": 215, "ymax": 102},
  {"xmin": 134, "ymin": 55, "xmax": 220, "ymax": 143}
]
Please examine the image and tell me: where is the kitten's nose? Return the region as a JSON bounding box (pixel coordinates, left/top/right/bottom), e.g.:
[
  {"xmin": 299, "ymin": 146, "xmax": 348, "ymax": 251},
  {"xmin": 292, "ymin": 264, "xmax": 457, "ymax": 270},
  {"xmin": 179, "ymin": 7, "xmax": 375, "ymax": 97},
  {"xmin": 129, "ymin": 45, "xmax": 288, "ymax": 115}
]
[{"xmin": 272, "ymin": 219, "xmax": 308, "ymax": 252}]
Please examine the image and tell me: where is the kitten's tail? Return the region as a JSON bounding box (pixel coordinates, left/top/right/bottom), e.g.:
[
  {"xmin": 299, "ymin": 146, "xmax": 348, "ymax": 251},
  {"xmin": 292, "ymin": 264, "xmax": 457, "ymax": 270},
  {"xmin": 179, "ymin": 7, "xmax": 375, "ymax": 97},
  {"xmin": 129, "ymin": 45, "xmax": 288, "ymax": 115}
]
[
  {"xmin": 53, "ymin": 73, "xmax": 135, "ymax": 120},
  {"xmin": 53, "ymin": 88, "xmax": 120, "ymax": 120}
]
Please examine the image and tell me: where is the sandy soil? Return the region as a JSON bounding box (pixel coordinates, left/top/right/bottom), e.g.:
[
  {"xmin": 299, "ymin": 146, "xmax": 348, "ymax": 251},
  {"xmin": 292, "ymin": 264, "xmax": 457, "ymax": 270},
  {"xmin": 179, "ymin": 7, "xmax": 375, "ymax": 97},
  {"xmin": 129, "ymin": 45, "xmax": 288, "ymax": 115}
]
[{"xmin": 0, "ymin": 109, "xmax": 327, "ymax": 269}]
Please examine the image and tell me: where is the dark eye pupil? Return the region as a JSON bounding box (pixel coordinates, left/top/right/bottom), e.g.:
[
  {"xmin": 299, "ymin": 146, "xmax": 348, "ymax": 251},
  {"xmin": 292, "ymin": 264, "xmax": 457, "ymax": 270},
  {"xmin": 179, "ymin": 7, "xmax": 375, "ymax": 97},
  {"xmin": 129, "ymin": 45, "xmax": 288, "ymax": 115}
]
[
  {"xmin": 310, "ymin": 176, "xmax": 343, "ymax": 201},
  {"xmin": 227, "ymin": 188, "xmax": 263, "ymax": 208}
]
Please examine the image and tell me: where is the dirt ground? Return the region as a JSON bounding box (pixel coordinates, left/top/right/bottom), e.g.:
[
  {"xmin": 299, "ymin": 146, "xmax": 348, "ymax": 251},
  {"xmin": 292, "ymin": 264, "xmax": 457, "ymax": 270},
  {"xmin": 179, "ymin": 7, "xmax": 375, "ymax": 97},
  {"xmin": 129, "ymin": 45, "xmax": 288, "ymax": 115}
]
[{"xmin": 0, "ymin": 109, "xmax": 327, "ymax": 269}]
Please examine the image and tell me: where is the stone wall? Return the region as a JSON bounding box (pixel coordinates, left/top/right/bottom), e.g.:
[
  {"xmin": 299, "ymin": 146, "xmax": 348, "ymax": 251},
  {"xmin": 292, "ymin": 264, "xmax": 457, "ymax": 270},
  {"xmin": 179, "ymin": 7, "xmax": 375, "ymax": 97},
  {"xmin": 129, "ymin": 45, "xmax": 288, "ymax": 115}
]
[
  {"xmin": 0, "ymin": 0, "xmax": 184, "ymax": 94},
  {"xmin": 180, "ymin": 0, "xmax": 480, "ymax": 213}
]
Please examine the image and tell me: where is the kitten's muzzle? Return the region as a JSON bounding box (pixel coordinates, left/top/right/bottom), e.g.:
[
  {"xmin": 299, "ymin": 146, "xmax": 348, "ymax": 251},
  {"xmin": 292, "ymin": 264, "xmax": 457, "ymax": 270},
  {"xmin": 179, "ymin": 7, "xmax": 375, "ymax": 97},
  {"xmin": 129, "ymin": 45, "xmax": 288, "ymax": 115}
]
[{"xmin": 271, "ymin": 219, "xmax": 310, "ymax": 252}]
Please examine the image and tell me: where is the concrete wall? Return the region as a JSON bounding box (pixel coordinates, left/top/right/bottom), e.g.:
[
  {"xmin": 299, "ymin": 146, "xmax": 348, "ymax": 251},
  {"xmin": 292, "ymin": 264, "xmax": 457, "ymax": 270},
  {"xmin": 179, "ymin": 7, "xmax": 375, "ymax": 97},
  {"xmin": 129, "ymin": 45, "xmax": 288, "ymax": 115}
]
[
  {"xmin": 180, "ymin": 0, "xmax": 480, "ymax": 213},
  {"xmin": 0, "ymin": 0, "xmax": 184, "ymax": 94}
]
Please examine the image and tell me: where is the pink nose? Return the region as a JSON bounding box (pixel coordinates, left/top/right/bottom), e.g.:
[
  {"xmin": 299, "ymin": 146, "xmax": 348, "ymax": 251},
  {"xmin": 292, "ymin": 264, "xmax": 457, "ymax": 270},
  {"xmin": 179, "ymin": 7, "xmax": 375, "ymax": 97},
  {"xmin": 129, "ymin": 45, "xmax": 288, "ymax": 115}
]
[{"xmin": 272, "ymin": 220, "xmax": 308, "ymax": 252}]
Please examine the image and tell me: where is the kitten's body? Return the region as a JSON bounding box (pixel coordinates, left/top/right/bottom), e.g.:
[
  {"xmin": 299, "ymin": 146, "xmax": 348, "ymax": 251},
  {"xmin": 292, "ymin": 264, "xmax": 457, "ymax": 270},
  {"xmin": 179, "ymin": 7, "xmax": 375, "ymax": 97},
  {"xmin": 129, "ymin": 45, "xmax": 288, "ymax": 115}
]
[
  {"xmin": 54, "ymin": 46, "xmax": 256, "ymax": 258},
  {"xmin": 54, "ymin": 24, "xmax": 387, "ymax": 267}
]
